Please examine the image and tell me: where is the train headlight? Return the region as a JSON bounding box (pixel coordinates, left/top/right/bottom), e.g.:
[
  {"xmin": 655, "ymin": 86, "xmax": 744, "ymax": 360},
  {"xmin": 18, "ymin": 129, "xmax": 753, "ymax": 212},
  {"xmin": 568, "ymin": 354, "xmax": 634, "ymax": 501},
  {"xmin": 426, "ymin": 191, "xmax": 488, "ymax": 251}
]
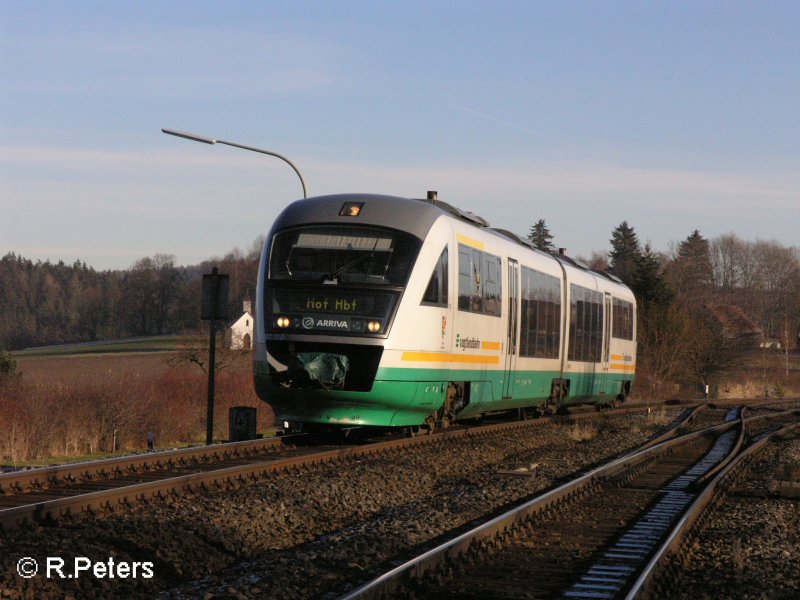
[
  {"xmin": 276, "ymin": 316, "xmax": 291, "ymax": 328},
  {"xmin": 367, "ymin": 320, "xmax": 381, "ymax": 333}
]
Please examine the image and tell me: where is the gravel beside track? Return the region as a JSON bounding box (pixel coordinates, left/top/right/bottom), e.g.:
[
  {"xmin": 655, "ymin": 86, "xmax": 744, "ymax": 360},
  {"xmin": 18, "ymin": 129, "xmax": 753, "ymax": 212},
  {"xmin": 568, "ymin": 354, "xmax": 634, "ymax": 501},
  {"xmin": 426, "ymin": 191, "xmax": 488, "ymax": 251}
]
[
  {"xmin": 681, "ymin": 401, "xmax": 799, "ymax": 434},
  {"xmin": 1, "ymin": 409, "xmax": 679, "ymax": 599},
  {"xmin": 682, "ymin": 406, "xmax": 737, "ymax": 432},
  {"xmin": 658, "ymin": 432, "xmax": 800, "ymax": 600}
]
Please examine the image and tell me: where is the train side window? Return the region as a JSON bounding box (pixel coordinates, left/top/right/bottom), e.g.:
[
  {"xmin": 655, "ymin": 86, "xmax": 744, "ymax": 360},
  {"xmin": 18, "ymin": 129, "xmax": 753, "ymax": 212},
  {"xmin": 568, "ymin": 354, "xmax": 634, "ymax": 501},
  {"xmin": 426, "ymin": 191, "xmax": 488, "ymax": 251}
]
[
  {"xmin": 612, "ymin": 297, "xmax": 634, "ymax": 340},
  {"xmin": 458, "ymin": 245, "xmax": 483, "ymax": 313},
  {"xmin": 458, "ymin": 245, "xmax": 473, "ymax": 311},
  {"xmin": 457, "ymin": 243, "xmax": 501, "ymax": 317},
  {"xmin": 568, "ymin": 284, "xmax": 603, "ymax": 362},
  {"xmin": 482, "ymin": 253, "xmax": 502, "ymax": 316},
  {"xmin": 422, "ymin": 247, "xmax": 449, "ymax": 307},
  {"xmin": 471, "ymin": 248, "xmax": 484, "ymax": 313},
  {"xmin": 520, "ymin": 266, "xmax": 561, "ymax": 358}
]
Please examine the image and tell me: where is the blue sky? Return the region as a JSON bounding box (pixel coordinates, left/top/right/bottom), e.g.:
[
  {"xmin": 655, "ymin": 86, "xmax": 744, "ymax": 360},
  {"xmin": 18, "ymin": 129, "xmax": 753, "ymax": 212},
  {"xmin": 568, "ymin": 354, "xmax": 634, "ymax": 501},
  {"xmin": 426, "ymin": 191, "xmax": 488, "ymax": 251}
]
[{"xmin": 2, "ymin": 1, "xmax": 798, "ymax": 270}]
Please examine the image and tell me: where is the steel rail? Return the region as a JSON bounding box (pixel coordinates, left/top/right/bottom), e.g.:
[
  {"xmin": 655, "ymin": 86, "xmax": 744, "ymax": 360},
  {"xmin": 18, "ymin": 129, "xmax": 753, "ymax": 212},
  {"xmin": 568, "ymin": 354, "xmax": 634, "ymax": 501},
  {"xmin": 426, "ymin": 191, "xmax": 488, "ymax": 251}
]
[
  {"xmin": 625, "ymin": 417, "xmax": 800, "ymax": 600},
  {"xmin": 0, "ymin": 406, "xmax": 673, "ymax": 530},
  {"xmin": 0, "ymin": 400, "xmax": 779, "ymax": 488},
  {"xmin": 0, "ymin": 436, "xmax": 285, "ymax": 493},
  {"xmin": 625, "ymin": 423, "xmax": 800, "ymax": 600},
  {"xmin": 0, "ymin": 405, "xmax": 674, "ymax": 495},
  {"xmin": 9, "ymin": 392, "xmax": 761, "ymax": 495},
  {"xmin": 0, "ymin": 441, "xmax": 398, "ymax": 529},
  {"xmin": 339, "ymin": 408, "xmax": 798, "ymax": 600},
  {"xmin": 339, "ymin": 409, "xmax": 734, "ymax": 600}
]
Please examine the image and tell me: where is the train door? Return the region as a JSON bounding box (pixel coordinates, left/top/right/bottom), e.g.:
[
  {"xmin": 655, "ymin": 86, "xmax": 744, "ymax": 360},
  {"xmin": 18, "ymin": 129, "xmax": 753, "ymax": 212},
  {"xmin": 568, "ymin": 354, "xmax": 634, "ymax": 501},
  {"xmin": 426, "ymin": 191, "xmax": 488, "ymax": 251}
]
[
  {"xmin": 599, "ymin": 292, "xmax": 612, "ymax": 395},
  {"xmin": 503, "ymin": 259, "xmax": 519, "ymax": 398}
]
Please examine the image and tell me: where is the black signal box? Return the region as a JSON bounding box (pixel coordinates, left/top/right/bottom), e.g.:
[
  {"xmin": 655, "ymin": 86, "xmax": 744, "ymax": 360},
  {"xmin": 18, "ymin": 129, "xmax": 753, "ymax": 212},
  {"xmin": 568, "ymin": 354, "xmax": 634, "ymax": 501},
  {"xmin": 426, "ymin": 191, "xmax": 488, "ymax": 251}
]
[{"xmin": 201, "ymin": 268, "xmax": 230, "ymax": 321}]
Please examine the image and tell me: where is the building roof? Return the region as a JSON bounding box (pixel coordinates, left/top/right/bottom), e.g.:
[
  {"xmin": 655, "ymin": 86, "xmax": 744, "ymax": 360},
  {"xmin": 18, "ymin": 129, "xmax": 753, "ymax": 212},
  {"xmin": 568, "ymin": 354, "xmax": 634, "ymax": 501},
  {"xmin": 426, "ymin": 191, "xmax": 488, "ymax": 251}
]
[{"xmin": 708, "ymin": 304, "xmax": 762, "ymax": 338}]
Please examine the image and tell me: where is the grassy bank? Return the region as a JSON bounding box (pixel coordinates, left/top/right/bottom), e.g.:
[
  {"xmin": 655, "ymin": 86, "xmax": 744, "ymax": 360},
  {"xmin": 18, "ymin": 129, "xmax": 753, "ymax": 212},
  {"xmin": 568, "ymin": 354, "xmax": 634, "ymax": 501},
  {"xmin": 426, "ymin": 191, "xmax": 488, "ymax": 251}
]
[{"xmin": 0, "ymin": 349, "xmax": 274, "ymax": 465}]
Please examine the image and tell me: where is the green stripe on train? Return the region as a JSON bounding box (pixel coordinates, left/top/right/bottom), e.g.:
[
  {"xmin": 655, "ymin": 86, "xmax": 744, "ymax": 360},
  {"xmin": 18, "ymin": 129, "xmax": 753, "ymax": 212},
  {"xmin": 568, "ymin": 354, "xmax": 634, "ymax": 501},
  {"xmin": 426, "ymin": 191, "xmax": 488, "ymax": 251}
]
[{"xmin": 254, "ymin": 362, "xmax": 633, "ymax": 427}]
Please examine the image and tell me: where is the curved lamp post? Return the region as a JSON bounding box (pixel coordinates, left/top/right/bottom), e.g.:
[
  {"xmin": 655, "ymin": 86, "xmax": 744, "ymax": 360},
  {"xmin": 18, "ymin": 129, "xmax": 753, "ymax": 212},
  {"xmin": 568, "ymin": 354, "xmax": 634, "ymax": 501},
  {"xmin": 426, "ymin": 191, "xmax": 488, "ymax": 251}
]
[
  {"xmin": 162, "ymin": 128, "xmax": 308, "ymax": 199},
  {"xmin": 163, "ymin": 127, "xmax": 307, "ymax": 444}
]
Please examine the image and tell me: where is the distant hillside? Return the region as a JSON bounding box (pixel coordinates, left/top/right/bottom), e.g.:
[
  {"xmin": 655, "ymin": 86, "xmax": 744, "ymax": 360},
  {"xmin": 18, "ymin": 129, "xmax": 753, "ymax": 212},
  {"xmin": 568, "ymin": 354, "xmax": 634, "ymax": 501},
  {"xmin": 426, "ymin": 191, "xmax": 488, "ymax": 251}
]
[{"xmin": 11, "ymin": 335, "xmax": 196, "ymax": 358}]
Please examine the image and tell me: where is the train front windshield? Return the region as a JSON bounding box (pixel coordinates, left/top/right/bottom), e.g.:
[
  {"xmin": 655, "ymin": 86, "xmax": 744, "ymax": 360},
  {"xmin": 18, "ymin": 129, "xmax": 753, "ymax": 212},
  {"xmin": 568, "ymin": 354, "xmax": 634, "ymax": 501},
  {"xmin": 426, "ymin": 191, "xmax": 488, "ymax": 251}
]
[
  {"xmin": 269, "ymin": 226, "xmax": 420, "ymax": 286},
  {"xmin": 266, "ymin": 226, "xmax": 421, "ymax": 336}
]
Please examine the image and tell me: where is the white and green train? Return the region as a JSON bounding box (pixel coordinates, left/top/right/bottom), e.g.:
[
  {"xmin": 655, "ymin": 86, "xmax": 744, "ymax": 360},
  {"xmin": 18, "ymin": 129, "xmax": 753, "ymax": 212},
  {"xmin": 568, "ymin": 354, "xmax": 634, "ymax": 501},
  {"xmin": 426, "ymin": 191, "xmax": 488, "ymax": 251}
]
[{"xmin": 254, "ymin": 193, "xmax": 636, "ymax": 433}]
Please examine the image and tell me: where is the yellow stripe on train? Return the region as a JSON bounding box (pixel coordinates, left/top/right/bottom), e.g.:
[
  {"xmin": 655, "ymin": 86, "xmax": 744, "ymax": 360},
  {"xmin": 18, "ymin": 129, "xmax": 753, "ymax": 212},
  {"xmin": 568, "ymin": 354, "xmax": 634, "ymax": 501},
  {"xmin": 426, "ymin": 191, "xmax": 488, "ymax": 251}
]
[
  {"xmin": 456, "ymin": 233, "xmax": 485, "ymax": 250},
  {"xmin": 401, "ymin": 351, "xmax": 500, "ymax": 365}
]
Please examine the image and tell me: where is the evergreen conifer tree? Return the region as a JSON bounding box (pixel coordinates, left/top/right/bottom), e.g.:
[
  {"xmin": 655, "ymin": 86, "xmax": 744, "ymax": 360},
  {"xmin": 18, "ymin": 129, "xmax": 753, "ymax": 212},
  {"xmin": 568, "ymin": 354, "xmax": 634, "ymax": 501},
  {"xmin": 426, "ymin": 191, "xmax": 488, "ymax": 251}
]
[
  {"xmin": 608, "ymin": 221, "xmax": 641, "ymax": 286},
  {"xmin": 528, "ymin": 219, "xmax": 555, "ymax": 252},
  {"xmin": 672, "ymin": 230, "xmax": 714, "ymax": 297},
  {"xmin": 631, "ymin": 244, "xmax": 673, "ymax": 311}
]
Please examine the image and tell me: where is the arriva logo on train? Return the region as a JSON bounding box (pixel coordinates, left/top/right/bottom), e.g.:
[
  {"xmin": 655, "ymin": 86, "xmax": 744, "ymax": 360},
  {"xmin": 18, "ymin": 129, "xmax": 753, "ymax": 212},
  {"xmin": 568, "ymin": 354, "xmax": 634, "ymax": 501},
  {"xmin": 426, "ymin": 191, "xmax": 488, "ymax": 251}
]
[{"xmin": 302, "ymin": 316, "xmax": 349, "ymax": 330}]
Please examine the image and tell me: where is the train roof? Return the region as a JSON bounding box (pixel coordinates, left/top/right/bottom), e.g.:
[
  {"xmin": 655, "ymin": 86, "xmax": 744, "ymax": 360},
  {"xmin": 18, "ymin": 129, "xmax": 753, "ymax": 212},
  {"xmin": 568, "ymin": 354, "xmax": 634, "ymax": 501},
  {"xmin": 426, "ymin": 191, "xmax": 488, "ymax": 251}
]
[
  {"xmin": 270, "ymin": 194, "xmax": 444, "ymax": 240},
  {"xmin": 271, "ymin": 193, "xmax": 629, "ymax": 289}
]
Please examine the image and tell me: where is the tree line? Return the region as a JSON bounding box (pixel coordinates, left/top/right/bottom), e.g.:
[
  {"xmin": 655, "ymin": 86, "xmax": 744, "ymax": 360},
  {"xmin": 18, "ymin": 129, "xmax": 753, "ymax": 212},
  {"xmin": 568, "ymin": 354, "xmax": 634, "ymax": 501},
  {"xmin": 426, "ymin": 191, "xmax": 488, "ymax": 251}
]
[{"xmin": 0, "ymin": 236, "xmax": 264, "ymax": 351}]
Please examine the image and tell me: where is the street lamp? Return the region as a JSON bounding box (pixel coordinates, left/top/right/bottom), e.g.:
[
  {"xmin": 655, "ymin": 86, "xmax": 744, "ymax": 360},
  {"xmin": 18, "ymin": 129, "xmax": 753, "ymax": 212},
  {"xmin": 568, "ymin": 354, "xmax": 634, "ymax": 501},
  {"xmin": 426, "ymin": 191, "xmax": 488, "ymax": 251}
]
[
  {"xmin": 164, "ymin": 127, "xmax": 307, "ymax": 445},
  {"xmin": 162, "ymin": 128, "xmax": 308, "ymax": 199}
]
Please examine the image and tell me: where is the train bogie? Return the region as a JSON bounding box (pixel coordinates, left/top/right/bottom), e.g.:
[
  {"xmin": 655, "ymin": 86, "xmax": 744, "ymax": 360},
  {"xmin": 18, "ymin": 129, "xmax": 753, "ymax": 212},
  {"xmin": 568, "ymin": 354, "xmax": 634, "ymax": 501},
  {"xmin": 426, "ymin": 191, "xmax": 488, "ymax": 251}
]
[{"xmin": 254, "ymin": 193, "xmax": 636, "ymax": 431}]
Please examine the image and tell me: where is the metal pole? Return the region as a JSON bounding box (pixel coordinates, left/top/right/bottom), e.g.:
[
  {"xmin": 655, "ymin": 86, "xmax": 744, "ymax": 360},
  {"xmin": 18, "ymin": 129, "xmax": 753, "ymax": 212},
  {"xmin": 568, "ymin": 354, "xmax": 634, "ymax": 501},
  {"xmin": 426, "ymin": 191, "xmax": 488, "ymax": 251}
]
[
  {"xmin": 161, "ymin": 128, "xmax": 308, "ymax": 199},
  {"xmin": 206, "ymin": 266, "xmax": 219, "ymax": 445},
  {"xmin": 207, "ymin": 317, "xmax": 216, "ymax": 445}
]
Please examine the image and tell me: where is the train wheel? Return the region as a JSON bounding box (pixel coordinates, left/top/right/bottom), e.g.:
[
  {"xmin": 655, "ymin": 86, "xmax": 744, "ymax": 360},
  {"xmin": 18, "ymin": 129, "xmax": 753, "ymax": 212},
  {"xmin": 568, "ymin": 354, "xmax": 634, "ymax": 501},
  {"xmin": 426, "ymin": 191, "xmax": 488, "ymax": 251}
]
[
  {"xmin": 406, "ymin": 425, "xmax": 421, "ymax": 438},
  {"xmin": 521, "ymin": 406, "xmax": 543, "ymax": 420},
  {"xmin": 406, "ymin": 414, "xmax": 438, "ymax": 438},
  {"xmin": 423, "ymin": 413, "xmax": 437, "ymax": 435}
]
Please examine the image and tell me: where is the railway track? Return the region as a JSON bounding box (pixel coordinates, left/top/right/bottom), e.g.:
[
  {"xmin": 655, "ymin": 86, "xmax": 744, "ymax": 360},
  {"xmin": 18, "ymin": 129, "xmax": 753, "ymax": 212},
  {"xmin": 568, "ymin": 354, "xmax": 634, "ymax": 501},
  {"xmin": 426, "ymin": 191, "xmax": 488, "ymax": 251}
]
[
  {"xmin": 632, "ymin": 416, "xmax": 800, "ymax": 599},
  {"xmin": 0, "ymin": 436, "xmax": 291, "ymax": 528},
  {"xmin": 2, "ymin": 399, "xmax": 795, "ymax": 599},
  {"xmin": 0, "ymin": 405, "xmax": 683, "ymax": 531},
  {"xmin": 341, "ymin": 407, "xmax": 800, "ymax": 600}
]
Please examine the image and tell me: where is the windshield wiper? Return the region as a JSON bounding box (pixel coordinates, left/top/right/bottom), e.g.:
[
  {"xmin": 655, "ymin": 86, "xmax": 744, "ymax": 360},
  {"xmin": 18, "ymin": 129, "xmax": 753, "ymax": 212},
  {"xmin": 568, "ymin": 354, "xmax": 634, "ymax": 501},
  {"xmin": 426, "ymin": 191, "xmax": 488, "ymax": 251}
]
[{"xmin": 323, "ymin": 238, "xmax": 381, "ymax": 284}]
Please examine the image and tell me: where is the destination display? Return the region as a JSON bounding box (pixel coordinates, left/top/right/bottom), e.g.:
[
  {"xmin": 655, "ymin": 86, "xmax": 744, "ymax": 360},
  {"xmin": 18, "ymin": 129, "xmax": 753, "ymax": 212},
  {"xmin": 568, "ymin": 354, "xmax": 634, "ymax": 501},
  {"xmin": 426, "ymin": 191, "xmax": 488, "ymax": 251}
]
[
  {"xmin": 267, "ymin": 287, "xmax": 398, "ymax": 335},
  {"xmin": 304, "ymin": 296, "xmax": 361, "ymax": 312},
  {"xmin": 270, "ymin": 288, "xmax": 396, "ymax": 316}
]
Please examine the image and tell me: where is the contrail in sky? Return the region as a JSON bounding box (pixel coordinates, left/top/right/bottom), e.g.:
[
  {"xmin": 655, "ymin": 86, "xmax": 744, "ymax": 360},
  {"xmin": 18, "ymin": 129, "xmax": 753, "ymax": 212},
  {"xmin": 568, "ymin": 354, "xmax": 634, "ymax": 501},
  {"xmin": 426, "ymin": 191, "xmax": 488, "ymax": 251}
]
[{"xmin": 450, "ymin": 103, "xmax": 564, "ymax": 145}]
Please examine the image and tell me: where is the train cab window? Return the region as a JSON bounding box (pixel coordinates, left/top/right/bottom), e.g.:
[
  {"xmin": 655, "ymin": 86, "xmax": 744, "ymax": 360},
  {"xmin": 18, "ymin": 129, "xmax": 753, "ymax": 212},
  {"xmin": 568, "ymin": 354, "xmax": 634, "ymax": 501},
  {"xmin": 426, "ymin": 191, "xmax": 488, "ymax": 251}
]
[
  {"xmin": 268, "ymin": 226, "xmax": 421, "ymax": 287},
  {"xmin": 457, "ymin": 243, "xmax": 501, "ymax": 317},
  {"xmin": 422, "ymin": 247, "xmax": 449, "ymax": 307},
  {"xmin": 612, "ymin": 298, "xmax": 634, "ymax": 340}
]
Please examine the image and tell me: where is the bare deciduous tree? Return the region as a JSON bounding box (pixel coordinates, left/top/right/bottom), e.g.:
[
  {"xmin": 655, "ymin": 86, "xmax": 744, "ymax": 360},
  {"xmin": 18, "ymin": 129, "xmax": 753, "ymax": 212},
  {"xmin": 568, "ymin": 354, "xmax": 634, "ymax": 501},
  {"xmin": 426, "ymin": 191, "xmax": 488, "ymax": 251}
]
[{"xmin": 167, "ymin": 333, "xmax": 248, "ymax": 375}]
